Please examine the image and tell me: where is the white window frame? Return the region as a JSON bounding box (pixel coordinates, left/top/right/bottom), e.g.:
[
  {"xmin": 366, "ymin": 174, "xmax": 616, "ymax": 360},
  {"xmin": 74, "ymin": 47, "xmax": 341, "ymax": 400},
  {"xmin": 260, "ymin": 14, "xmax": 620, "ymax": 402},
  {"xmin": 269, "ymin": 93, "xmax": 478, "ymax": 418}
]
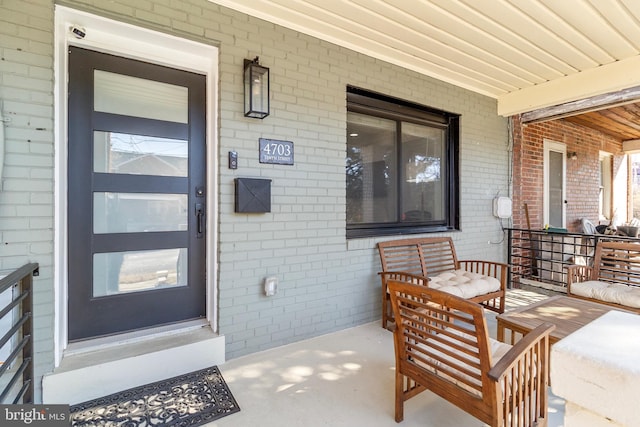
[{"xmin": 54, "ymin": 6, "xmax": 219, "ymax": 366}]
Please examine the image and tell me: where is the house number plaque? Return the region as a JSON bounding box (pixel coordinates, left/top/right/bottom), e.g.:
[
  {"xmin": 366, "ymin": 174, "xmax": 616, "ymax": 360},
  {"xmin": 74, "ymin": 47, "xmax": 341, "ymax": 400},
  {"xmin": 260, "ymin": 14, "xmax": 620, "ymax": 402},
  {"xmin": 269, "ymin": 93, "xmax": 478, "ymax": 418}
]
[{"xmin": 259, "ymin": 138, "xmax": 294, "ymax": 165}]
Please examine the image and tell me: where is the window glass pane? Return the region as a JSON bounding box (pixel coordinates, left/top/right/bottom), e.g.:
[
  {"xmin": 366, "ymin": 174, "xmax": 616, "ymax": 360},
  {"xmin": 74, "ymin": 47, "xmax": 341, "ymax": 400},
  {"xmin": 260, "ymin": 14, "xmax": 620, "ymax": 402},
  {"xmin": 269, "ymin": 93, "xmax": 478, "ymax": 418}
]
[
  {"xmin": 94, "ymin": 131, "xmax": 188, "ymax": 177},
  {"xmin": 94, "ymin": 193, "xmax": 188, "ymax": 233},
  {"xmin": 94, "ymin": 70, "xmax": 188, "ymax": 123},
  {"xmin": 401, "ymin": 122, "xmax": 446, "ymax": 222},
  {"xmin": 548, "ymin": 151, "xmax": 564, "ymax": 227},
  {"xmin": 93, "ymin": 249, "xmax": 187, "ymax": 297},
  {"xmin": 346, "ymin": 112, "xmax": 397, "ymax": 224},
  {"xmin": 599, "ymin": 155, "xmax": 612, "ymax": 220}
]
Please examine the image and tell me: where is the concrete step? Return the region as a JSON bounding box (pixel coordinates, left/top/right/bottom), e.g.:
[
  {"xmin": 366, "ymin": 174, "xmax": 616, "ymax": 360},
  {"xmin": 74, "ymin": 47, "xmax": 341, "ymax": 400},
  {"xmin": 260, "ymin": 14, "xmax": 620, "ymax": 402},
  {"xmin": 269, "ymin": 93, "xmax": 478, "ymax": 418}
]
[{"xmin": 42, "ymin": 325, "xmax": 225, "ymax": 404}]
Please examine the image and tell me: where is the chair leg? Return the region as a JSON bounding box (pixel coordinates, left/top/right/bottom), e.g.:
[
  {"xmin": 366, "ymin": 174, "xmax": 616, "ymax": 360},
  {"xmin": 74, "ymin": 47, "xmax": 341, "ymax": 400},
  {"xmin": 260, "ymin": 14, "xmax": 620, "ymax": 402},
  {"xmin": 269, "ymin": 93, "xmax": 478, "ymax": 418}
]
[
  {"xmin": 395, "ymin": 372, "xmax": 404, "ymax": 422},
  {"xmin": 382, "ymin": 284, "xmax": 388, "ymax": 328}
]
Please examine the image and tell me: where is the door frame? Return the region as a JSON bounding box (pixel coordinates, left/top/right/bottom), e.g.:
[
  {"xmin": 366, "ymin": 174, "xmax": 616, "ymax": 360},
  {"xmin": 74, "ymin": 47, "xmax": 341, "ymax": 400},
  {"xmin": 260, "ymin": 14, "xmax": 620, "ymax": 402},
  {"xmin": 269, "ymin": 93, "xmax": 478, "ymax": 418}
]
[
  {"xmin": 54, "ymin": 6, "xmax": 218, "ymax": 365},
  {"xmin": 543, "ymin": 139, "xmax": 567, "ymax": 228}
]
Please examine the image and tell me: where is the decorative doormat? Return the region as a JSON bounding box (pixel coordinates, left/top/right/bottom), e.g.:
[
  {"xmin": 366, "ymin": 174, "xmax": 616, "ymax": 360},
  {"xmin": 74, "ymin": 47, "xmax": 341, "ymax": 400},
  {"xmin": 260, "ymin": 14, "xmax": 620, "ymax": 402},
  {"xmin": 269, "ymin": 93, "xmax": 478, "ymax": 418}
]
[{"xmin": 70, "ymin": 366, "xmax": 240, "ymax": 426}]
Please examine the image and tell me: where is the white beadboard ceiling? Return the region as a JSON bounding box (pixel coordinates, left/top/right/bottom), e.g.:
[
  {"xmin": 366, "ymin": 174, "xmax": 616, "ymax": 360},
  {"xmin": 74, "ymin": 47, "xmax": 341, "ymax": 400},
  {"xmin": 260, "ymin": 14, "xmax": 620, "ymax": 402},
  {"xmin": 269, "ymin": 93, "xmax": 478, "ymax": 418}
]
[{"xmin": 209, "ymin": 0, "xmax": 640, "ymax": 117}]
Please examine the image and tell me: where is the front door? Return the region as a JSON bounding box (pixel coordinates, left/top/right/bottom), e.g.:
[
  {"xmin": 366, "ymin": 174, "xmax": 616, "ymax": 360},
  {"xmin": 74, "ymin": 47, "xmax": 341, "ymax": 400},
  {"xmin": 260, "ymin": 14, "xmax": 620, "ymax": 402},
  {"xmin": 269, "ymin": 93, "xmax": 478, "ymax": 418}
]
[
  {"xmin": 67, "ymin": 47, "xmax": 206, "ymax": 341},
  {"xmin": 543, "ymin": 140, "xmax": 566, "ymax": 228}
]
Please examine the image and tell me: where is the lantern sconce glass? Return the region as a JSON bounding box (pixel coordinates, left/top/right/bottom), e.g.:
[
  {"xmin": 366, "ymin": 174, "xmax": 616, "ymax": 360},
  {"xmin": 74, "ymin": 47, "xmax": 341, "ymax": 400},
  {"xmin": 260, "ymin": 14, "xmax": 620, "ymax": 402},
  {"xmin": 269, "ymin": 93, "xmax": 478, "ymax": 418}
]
[
  {"xmin": 244, "ymin": 57, "xmax": 270, "ymax": 119},
  {"xmin": 567, "ymin": 151, "xmax": 578, "ymax": 160}
]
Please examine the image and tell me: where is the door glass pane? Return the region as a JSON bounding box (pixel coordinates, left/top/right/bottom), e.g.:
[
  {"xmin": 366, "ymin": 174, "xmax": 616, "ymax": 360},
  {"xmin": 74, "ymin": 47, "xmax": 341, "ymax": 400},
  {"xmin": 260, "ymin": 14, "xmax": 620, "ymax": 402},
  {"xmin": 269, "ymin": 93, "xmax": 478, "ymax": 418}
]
[
  {"xmin": 548, "ymin": 151, "xmax": 564, "ymax": 227},
  {"xmin": 94, "ymin": 70, "xmax": 188, "ymax": 123},
  {"xmin": 93, "ymin": 249, "xmax": 187, "ymax": 297},
  {"xmin": 401, "ymin": 122, "xmax": 445, "ymax": 222},
  {"xmin": 94, "ymin": 193, "xmax": 188, "ymax": 233},
  {"xmin": 94, "ymin": 131, "xmax": 188, "ymax": 177},
  {"xmin": 346, "ymin": 112, "xmax": 397, "ymax": 224}
]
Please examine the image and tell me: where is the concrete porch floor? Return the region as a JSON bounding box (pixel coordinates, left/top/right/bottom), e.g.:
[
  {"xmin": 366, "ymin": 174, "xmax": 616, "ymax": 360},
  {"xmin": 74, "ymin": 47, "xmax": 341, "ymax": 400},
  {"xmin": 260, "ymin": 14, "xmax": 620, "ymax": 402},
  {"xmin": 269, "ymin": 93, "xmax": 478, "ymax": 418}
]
[{"xmin": 212, "ymin": 288, "xmax": 566, "ymax": 427}]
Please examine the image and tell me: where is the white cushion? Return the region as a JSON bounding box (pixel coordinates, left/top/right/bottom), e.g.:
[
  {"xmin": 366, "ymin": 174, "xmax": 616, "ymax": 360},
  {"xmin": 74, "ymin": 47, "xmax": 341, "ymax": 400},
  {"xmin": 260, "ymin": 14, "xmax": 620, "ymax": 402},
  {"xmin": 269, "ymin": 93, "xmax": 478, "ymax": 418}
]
[
  {"xmin": 551, "ymin": 311, "xmax": 640, "ymax": 427},
  {"xmin": 428, "ymin": 269, "xmax": 501, "ymax": 298},
  {"xmin": 571, "ymin": 280, "xmax": 640, "ymax": 308},
  {"xmin": 564, "ymin": 402, "xmax": 625, "ymax": 427}
]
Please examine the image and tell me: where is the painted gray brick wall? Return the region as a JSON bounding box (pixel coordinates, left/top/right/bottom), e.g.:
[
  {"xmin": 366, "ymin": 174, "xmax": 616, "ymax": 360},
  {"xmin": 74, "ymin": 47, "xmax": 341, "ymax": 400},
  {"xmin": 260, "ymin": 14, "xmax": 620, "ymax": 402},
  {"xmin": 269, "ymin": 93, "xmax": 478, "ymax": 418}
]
[
  {"xmin": 68, "ymin": 0, "xmax": 509, "ymax": 359},
  {"xmin": 1, "ymin": 0, "xmax": 55, "ymax": 402},
  {"xmin": 3, "ymin": 0, "xmax": 509, "ymax": 400}
]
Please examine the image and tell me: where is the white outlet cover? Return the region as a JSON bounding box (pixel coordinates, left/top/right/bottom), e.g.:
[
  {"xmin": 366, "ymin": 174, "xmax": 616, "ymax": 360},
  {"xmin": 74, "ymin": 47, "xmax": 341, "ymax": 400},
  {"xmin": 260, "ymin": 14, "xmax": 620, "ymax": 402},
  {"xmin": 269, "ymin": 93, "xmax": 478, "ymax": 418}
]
[{"xmin": 264, "ymin": 277, "xmax": 278, "ymax": 296}]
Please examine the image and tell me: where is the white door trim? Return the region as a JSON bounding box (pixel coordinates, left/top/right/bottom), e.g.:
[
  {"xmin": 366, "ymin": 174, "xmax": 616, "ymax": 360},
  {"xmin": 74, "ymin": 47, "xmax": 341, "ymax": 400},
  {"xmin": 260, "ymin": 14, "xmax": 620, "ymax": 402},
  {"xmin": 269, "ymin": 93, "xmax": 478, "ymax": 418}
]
[
  {"xmin": 543, "ymin": 139, "xmax": 566, "ymax": 228},
  {"xmin": 54, "ymin": 6, "xmax": 219, "ymax": 366}
]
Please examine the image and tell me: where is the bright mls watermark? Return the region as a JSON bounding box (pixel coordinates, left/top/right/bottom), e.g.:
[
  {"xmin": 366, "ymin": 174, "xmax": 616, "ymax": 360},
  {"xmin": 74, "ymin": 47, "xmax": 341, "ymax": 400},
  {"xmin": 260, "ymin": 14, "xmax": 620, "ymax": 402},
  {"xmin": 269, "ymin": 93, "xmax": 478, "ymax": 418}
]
[{"xmin": 0, "ymin": 405, "xmax": 70, "ymax": 426}]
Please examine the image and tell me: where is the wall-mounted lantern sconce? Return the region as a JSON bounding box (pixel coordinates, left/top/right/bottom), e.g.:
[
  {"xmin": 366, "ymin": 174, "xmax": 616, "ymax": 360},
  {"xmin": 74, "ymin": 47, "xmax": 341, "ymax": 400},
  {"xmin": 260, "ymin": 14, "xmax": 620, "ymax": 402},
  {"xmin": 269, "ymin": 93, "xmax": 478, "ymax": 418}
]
[
  {"xmin": 244, "ymin": 57, "xmax": 270, "ymax": 119},
  {"xmin": 567, "ymin": 151, "xmax": 578, "ymax": 160}
]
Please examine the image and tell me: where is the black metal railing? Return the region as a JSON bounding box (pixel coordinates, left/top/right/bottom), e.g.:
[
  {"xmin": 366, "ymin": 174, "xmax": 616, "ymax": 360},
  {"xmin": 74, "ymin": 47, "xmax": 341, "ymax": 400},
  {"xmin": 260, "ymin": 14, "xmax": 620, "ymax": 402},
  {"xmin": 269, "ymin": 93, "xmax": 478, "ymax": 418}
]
[
  {"xmin": 507, "ymin": 228, "xmax": 637, "ymax": 290},
  {"xmin": 0, "ymin": 263, "xmax": 38, "ymax": 404}
]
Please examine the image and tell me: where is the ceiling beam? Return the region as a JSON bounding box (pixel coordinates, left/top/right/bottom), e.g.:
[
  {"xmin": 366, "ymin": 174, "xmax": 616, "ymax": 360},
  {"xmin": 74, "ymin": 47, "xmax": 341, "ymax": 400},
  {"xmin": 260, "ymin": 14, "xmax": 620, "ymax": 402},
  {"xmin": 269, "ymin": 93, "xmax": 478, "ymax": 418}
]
[
  {"xmin": 498, "ymin": 55, "xmax": 640, "ymax": 117},
  {"xmin": 519, "ymin": 86, "xmax": 640, "ymax": 123},
  {"xmin": 623, "ymin": 139, "xmax": 640, "ymax": 153}
]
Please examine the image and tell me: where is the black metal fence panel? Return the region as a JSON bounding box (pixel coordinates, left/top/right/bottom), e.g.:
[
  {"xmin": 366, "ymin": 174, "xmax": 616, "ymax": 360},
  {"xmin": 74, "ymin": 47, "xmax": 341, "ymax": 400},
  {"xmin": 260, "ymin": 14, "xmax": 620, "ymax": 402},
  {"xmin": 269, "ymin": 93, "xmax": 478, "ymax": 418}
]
[
  {"xmin": 0, "ymin": 263, "xmax": 38, "ymax": 404},
  {"xmin": 507, "ymin": 229, "xmax": 637, "ymax": 290}
]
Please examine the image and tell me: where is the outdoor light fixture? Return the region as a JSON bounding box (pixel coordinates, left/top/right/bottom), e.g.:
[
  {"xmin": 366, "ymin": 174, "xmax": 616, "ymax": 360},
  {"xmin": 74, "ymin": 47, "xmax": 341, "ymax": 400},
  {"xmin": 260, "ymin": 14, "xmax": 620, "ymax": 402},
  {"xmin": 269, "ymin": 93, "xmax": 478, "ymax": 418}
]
[
  {"xmin": 567, "ymin": 151, "xmax": 578, "ymax": 160},
  {"xmin": 244, "ymin": 56, "xmax": 270, "ymax": 119}
]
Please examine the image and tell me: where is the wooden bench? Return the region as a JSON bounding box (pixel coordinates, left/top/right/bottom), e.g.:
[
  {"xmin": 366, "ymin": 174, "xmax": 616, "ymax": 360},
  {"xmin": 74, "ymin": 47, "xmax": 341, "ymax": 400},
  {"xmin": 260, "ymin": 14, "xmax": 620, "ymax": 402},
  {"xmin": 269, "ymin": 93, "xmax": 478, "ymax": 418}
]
[
  {"xmin": 566, "ymin": 240, "xmax": 640, "ymax": 313},
  {"xmin": 388, "ymin": 280, "xmax": 554, "ymax": 426},
  {"xmin": 377, "ymin": 236, "xmax": 507, "ymax": 329}
]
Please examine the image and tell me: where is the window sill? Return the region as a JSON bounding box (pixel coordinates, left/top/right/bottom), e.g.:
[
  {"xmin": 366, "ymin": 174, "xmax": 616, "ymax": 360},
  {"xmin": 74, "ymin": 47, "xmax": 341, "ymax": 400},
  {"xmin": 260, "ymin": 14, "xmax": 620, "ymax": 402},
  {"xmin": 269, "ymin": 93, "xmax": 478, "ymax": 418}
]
[{"xmin": 347, "ymin": 224, "xmax": 453, "ymax": 239}]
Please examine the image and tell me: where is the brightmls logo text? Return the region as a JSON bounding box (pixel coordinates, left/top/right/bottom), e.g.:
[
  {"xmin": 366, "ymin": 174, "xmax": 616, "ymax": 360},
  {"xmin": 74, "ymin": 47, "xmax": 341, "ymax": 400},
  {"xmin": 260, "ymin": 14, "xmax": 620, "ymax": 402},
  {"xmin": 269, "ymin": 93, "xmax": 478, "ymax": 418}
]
[
  {"xmin": 5, "ymin": 407, "xmax": 46, "ymax": 423},
  {"xmin": 1, "ymin": 405, "xmax": 69, "ymax": 426}
]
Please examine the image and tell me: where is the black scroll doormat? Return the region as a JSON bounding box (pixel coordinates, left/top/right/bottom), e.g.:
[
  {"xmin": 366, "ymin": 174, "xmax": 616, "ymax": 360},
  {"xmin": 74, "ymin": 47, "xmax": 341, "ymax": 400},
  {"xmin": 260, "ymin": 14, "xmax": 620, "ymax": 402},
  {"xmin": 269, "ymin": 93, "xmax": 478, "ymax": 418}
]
[{"xmin": 70, "ymin": 366, "xmax": 240, "ymax": 427}]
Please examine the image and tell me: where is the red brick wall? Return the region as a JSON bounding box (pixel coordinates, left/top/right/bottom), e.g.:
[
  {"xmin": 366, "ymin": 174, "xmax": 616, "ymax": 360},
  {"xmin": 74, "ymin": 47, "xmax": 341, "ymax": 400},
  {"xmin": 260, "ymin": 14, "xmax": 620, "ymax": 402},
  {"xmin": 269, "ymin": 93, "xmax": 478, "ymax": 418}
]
[{"xmin": 511, "ymin": 116, "xmax": 624, "ymax": 233}]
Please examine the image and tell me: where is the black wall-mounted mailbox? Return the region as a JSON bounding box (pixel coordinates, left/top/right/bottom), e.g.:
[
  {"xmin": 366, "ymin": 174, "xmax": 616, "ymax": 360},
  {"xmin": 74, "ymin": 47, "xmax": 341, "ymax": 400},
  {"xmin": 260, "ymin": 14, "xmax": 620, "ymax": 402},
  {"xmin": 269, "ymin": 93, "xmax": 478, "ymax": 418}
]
[{"xmin": 235, "ymin": 178, "xmax": 271, "ymax": 213}]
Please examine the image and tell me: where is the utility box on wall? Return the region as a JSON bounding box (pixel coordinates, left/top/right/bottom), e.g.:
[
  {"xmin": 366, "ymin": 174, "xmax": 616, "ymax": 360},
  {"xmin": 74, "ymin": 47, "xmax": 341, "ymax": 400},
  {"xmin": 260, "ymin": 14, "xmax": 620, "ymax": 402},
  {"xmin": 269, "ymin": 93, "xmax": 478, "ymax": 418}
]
[
  {"xmin": 493, "ymin": 196, "xmax": 512, "ymax": 219},
  {"xmin": 235, "ymin": 178, "xmax": 271, "ymax": 213}
]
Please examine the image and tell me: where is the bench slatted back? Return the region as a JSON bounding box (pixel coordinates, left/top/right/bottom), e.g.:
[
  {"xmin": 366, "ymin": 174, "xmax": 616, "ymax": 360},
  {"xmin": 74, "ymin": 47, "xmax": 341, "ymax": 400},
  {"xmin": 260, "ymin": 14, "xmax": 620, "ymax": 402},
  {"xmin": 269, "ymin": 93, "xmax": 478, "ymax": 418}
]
[
  {"xmin": 419, "ymin": 237, "xmax": 459, "ymax": 276},
  {"xmin": 378, "ymin": 236, "xmax": 460, "ymax": 278},
  {"xmin": 594, "ymin": 241, "xmax": 640, "ymax": 287},
  {"xmin": 377, "ymin": 238, "xmax": 428, "ymax": 276}
]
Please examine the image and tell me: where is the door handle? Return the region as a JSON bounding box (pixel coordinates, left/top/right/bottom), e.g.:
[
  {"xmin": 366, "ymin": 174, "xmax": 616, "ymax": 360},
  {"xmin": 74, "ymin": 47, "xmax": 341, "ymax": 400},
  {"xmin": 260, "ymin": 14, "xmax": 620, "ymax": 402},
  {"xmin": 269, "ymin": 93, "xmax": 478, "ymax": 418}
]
[{"xmin": 195, "ymin": 203, "xmax": 204, "ymax": 238}]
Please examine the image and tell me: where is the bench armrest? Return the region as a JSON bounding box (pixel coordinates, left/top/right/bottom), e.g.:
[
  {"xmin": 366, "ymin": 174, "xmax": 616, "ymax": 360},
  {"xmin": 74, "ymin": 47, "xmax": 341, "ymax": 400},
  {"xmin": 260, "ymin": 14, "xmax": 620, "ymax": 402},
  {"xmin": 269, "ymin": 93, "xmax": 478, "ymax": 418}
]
[
  {"xmin": 488, "ymin": 322, "xmax": 555, "ymax": 381},
  {"xmin": 488, "ymin": 322, "xmax": 555, "ymax": 423},
  {"xmin": 378, "ymin": 271, "xmax": 430, "ymax": 329},
  {"xmin": 378, "ymin": 271, "xmax": 429, "ymax": 287},
  {"xmin": 565, "ymin": 265, "xmax": 594, "ymax": 292},
  {"xmin": 458, "ymin": 260, "xmax": 508, "ymax": 291}
]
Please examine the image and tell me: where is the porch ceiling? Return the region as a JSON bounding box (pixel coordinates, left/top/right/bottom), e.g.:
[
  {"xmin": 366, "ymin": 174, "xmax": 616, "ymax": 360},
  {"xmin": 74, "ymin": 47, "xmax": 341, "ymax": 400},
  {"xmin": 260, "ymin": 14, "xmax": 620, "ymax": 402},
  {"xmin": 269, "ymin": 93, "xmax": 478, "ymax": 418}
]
[
  {"xmin": 211, "ymin": 0, "xmax": 640, "ymax": 136},
  {"xmin": 564, "ymin": 103, "xmax": 640, "ymax": 141}
]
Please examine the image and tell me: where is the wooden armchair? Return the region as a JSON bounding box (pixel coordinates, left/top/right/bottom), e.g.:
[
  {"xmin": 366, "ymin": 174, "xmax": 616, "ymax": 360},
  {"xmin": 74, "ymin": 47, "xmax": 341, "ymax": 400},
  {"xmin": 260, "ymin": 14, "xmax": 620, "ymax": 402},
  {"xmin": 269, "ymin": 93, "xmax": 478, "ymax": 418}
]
[{"xmin": 388, "ymin": 280, "xmax": 554, "ymax": 426}]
